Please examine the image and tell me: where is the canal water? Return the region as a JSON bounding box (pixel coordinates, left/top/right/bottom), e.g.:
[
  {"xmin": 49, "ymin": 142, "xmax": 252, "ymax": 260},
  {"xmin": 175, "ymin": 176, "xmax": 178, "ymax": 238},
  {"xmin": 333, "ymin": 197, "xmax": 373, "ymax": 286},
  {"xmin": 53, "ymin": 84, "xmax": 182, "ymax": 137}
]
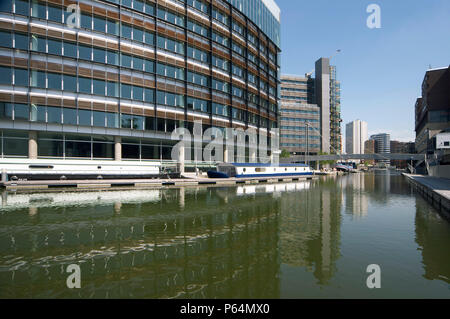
[{"xmin": 0, "ymin": 172, "xmax": 449, "ymax": 298}]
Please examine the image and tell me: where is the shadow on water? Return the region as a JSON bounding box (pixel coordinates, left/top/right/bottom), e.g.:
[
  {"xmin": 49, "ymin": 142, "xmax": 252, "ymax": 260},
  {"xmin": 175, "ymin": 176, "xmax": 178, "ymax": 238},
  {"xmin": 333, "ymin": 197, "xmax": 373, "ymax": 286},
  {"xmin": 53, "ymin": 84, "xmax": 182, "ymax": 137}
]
[{"xmin": 0, "ymin": 171, "xmax": 449, "ymax": 298}]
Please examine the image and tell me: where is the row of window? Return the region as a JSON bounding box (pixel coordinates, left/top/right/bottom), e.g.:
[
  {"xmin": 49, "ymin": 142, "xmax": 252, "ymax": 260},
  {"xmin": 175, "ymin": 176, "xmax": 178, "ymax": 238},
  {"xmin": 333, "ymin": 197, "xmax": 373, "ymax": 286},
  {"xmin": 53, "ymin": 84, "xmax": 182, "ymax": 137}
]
[
  {"xmin": 280, "ymin": 143, "xmax": 320, "ymax": 148},
  {"xmin": 1, "ymin": 0, "xmax": 278, "ymax": 63},
  {"xmin": 0, "ymin": 66, "xmax": 277, "ymax": 109},
  {"xmin": 280, "ymin": 126, "xmax": 319, "ymax": 131},
  {"xmin": 0, "ymin": 129, "xmax": 269, "ymax": 159},
  {"xmin": 0, "ymin": 130, "xmax": 176, "ymax": 159},
  {"xmin": 0, "ymin": 103, "xmax": 275, "ymax": 128},
  {"xmin": 0, "ymin": 32, "xmax": 277, "ymax": 93},
  {"xmin": 280, "ymin": 134, "xmax": 320, "ymax": 140},
  {"xmin": 281, "ymin": 87, "xmax": 308, "ymax": 93},
  {"xmin": 281, "ymin": 109, "xmax": 319, "ymax": 115},
  {"xmin": 280, "ymin": 118, "xmax": 320, "ymax": 123},
  {"xmin": 281, "ymin": 96, "xmax": 308, "ymax": 101}
]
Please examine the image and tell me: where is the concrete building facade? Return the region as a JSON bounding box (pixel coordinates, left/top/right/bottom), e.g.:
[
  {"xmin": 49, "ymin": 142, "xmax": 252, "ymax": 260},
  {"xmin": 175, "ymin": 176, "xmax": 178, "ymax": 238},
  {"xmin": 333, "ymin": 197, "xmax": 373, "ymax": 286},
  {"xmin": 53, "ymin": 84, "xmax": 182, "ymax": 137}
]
[
  {"xmin": 415, "ymin": 66, "xmax": 450, "ymax": 155},
  {"xmin": 370, "ymin": 133, "xmax": 390, "ymax": 165},
  {"xmin": 279, "ymin": 75, "xmax": 320, "ymax": 155},
  {"xmin": 280, "ymin": 57, "xmax": 342, "ymax": 156},
  {"xmin": 345, "ymin": 120, "xmax": 368, "ymax": 155}
]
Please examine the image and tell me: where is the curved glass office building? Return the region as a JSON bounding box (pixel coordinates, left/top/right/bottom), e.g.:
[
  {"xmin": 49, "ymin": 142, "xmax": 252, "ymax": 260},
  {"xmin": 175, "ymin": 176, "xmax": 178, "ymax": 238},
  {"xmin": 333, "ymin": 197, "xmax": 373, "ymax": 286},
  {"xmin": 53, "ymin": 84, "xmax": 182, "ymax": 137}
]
[{"xmin": 0, "ymin": 0, "xmax": 280, "ymax": 162}]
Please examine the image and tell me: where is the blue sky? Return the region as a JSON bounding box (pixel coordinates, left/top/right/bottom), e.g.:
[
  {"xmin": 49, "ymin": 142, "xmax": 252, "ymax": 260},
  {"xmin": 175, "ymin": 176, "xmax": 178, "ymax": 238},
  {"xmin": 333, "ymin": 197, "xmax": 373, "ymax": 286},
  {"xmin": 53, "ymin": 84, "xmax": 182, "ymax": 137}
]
[{"xmin": 277, "ymin": 0, "xmax": 450, "ymax": 146}]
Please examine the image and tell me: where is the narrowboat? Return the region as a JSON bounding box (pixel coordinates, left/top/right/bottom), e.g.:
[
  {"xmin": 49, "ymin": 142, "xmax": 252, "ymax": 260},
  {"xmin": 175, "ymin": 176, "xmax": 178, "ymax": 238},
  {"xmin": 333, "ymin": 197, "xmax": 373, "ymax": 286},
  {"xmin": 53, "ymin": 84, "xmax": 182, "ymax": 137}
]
[{"xmin": 207, "ymin": 163, "xmax": 313, "ymax": 179}]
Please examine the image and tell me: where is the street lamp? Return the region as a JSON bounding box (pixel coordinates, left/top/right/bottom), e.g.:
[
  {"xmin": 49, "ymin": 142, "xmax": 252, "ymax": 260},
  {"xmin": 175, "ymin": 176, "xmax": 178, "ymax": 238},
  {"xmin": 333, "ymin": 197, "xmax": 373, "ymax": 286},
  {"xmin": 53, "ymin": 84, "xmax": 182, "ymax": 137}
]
[{"xmin": 305, "ymin": 121, "xmax": 310, "ymax": 167}]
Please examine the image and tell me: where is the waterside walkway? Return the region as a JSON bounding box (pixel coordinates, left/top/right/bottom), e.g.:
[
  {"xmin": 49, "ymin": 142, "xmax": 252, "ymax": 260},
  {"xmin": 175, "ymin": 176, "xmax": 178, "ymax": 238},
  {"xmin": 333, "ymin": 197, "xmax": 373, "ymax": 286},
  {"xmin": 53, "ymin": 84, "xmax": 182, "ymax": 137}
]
[{"xmin": 403, "ymin": 173, "xmax": 450, "ymax": 220}]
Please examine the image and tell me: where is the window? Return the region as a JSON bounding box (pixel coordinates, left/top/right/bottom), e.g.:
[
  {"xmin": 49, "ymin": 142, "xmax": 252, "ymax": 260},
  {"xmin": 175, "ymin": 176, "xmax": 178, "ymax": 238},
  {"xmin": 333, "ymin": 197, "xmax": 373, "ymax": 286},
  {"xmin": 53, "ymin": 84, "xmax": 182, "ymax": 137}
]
[
  {"xmin": 232, "ymin": 20, "xmax": 244, "ymax": 35},
  {"xmin": 30, "ymin": 70, "xmax": 45, "ymax": 88},
  {"xmin": 187, "ymin": 0, "xmax": 208, "ymax": 14},
  {"xmin": 157, "ymin": 36, "xmax": 184, "ymax": 55},
  {"xmin": 63, "ymin": 108, "xmax": 77, "ymax": 125},
  {"xmin": 144, "ymin": 59, "xmax": 154, "ymax": 72},
  {"xmin": 93, "ymin": 47, "xmax": 106, "ymax": 63},
  {"xmin": 120, "ymin": 53, "xmax": 132, "ymax": 68},
  {"xmin": 232, "ymin": 65, "xmax": 243, "ymax": 78},
  {"xmin": 232, "ymin": 42, "xmax": 243, "ymax": 55},
  {"xmin": 144, "ymin": 88, "xmax": 154, "ymax": 102},
  {"xmin": 187, "ymin": 46, "xmax": 208, "ymax": 62},
  {"xmin": 93, "ymin": 111, "xmax": 105, "ymax": 127},
  {"xmin": 187, "ymin": 20, "xmax": 209, "ymax": 37},
  {"xmin": 133, "ymin": 85, "xmax": 143, "ymax": 101},
  {"xmin": 133, "ymin": 27, "xmax": 144, "ymax": 42},
  {"xmin": 31, "ymin": 35, "xmax": 45, "ymax": 52},
  {"xmin": 47, "ymin": 106, "xmax": 62, "ymax": 124},
  {"xmin": 212, "ymin": 55, "xmax": 229, "ymax": 71},
  {"xmin": 31, "ymin": 0, "xmax": 46, "ymax": 19},
  {"xmin": 0, "ymin": 66, "xmax": 11, "ymax": 85},
  {"xmin": 14, "ymin": 68, "xmax": 28, "ymax": 86},
  {"xmin": 93, "ymin": 16, "xmax": 106, "ymax": 33},
  {"xmin": 14, "ymin": 104, "xmax": 29, "ymax": 120},
  {"xmin": 15, "ymin": 0, "xmax": 29, "ymax": 16},
  {"xmin": 144, "ymin": 31, "xmax": 154, "ymax": 45},
  {"xmin": 212, "ymin": 79, "xmax": 229, "ymax": 93},
  {"xmin": 0, "ymin": 31, "xmax": 12, "ymax": 49},
  {"xmin": 133, "ymin": 56, "xmax": 144, "ymax": 71},
  {"xmin": 107, "ymin": 19, "xmax": 119, "ymax": 36},
  {"xmin": 3, "ymin": 130, "xmax": 28, "ymax": 156},
  {"xmin": 232, "ymin": 86, "xmax": 243, "ymax": 98},
  {"xmin": 121, "ymin": 113, "xmax": 132, "ymax": 128},
  {"xmin": 157, "ymin": 63, "xmax": 184, "ymax": 80},
  {"xmin": 106, "ymin": 112, "xmax": 119, "ymax": 128},
  {"xmin": 47, "ymin": 5, "xmax": 62, "ymax": 23},
  {"xmin": 78, "ymin": 45, "xmax": 92, "ymax": 60},
  {"xmin": 47, "ymin": 72, "xmax": 62, "ymax": 90},
  {"xmin": 30, "ymin": 104, "xmax": 46, "ymax": 122},
  {"xmin": 107, "ymin": 81, "xmax": 119, "ymax": 97},
  {"xmin": 156, "ymin": 91, "xmax": 184, "ymax": 107},
  {"xmin": 144, "ymin": 1, "xmax": 155, "ymax": 15},
  {"xmin": 187, "ymin": 71, "xmax": 209, "ymax": 86},
  {"xmin": 15, "ymin": 33, "xmax": 28, "ymax": 50},
  {"xmin": 47, "ymin": 38, "xmax": 62, "ymax": 55},
  {"xmin": 212, "ymin": 103, "xmax": 229, "ymax": 117},
  {"xmin": 80, "ymin": 13, "xmax": 92, "ymax": 29},
  {"xmin": 64, "ymin": 42, "xmax": 77, "ymax": 58},
  {"xmin": 78, "ymin": 109, "xmax": 91, "ymax": 126},
  {"xmin": 212, "ymin": 31, "xmax": 229, "ymax": 47},
  {"xmin": 187, "ymin": 97, "xmax": 209, "ymax": 112},
  {"xmin": 121, "ymin": 23, "xmax": 132, "ymax": 39},
  {"xmin": 93, "ymin": 79, "xmax": 105, "ymax": 96},
  {"xmin": 107, "ymin": 50, "xmax": 119, "ymax": 65},
  {"xmin": 157, "ymin": 8, "xmax": 184, "ymax": 27},
  {"xmin": 63, "ymin": 74, "xmax": 77, "ymax": 92},
  {"xmin": 121, "ymin": 83, "xmax": 132, "ymax": 99},
  {"xmin": 212, "ymin": 8, "xmax": 229, "ymax": 26},
  {"xmin": 78, "ymin": 77, "xmax": 91, "ymax": 94}
]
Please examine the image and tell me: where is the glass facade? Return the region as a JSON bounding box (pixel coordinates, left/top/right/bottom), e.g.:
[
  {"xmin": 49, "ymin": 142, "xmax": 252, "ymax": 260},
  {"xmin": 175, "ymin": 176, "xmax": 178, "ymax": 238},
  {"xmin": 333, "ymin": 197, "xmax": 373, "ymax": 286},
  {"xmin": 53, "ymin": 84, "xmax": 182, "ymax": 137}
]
[{"xmin": 0, "ymin": 0, "xmax": 280, "ymax": 160}]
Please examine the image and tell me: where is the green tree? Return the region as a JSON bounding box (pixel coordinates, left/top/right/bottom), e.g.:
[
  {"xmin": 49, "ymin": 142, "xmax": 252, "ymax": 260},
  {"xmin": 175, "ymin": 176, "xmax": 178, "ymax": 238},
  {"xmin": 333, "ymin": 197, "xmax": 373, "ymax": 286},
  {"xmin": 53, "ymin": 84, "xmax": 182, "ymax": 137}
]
[
  {"xmin": 318, "ymin": 151, "xmax": 336, "ymax": 167},
  {"xmin": 280, "ymin": 149, "xmax": 290, "ymax": 158}
]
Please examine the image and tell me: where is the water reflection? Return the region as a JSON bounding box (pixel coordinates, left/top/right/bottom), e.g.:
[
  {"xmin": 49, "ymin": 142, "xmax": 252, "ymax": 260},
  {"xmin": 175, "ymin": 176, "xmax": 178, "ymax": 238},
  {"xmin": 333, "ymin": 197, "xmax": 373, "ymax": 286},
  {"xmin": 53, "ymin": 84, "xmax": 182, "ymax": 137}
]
[
  {"xmin": 0, "ymin": 185, "xmax": 285, "ymax": 298},
  {"xmin": 279, "ymin": 177, "xmax": 342, "ymax": 285},
  {"xmin": 0, "ymin": 172, "xmax": 449, "ymax": 298},
  {"xmin": 415, "ymin": 198, "xmax": 450, "ymax": 283}
]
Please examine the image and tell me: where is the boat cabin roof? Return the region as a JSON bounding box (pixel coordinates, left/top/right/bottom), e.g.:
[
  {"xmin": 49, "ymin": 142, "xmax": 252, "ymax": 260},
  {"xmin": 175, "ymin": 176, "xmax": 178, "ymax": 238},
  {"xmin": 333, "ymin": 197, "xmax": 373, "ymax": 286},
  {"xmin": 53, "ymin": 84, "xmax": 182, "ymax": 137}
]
[{"xmin": 229, "ymin": 163, "xmax": 309, "ymax": 167}]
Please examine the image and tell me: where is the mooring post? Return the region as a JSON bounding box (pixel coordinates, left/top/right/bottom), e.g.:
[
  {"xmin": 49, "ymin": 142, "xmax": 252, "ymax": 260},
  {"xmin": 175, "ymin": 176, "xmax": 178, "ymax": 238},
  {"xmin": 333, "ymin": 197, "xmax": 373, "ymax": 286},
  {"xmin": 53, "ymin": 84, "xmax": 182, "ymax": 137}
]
[{"xmin": 1, "ymin": 169, "xmax": 6, "ymax": 184}]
